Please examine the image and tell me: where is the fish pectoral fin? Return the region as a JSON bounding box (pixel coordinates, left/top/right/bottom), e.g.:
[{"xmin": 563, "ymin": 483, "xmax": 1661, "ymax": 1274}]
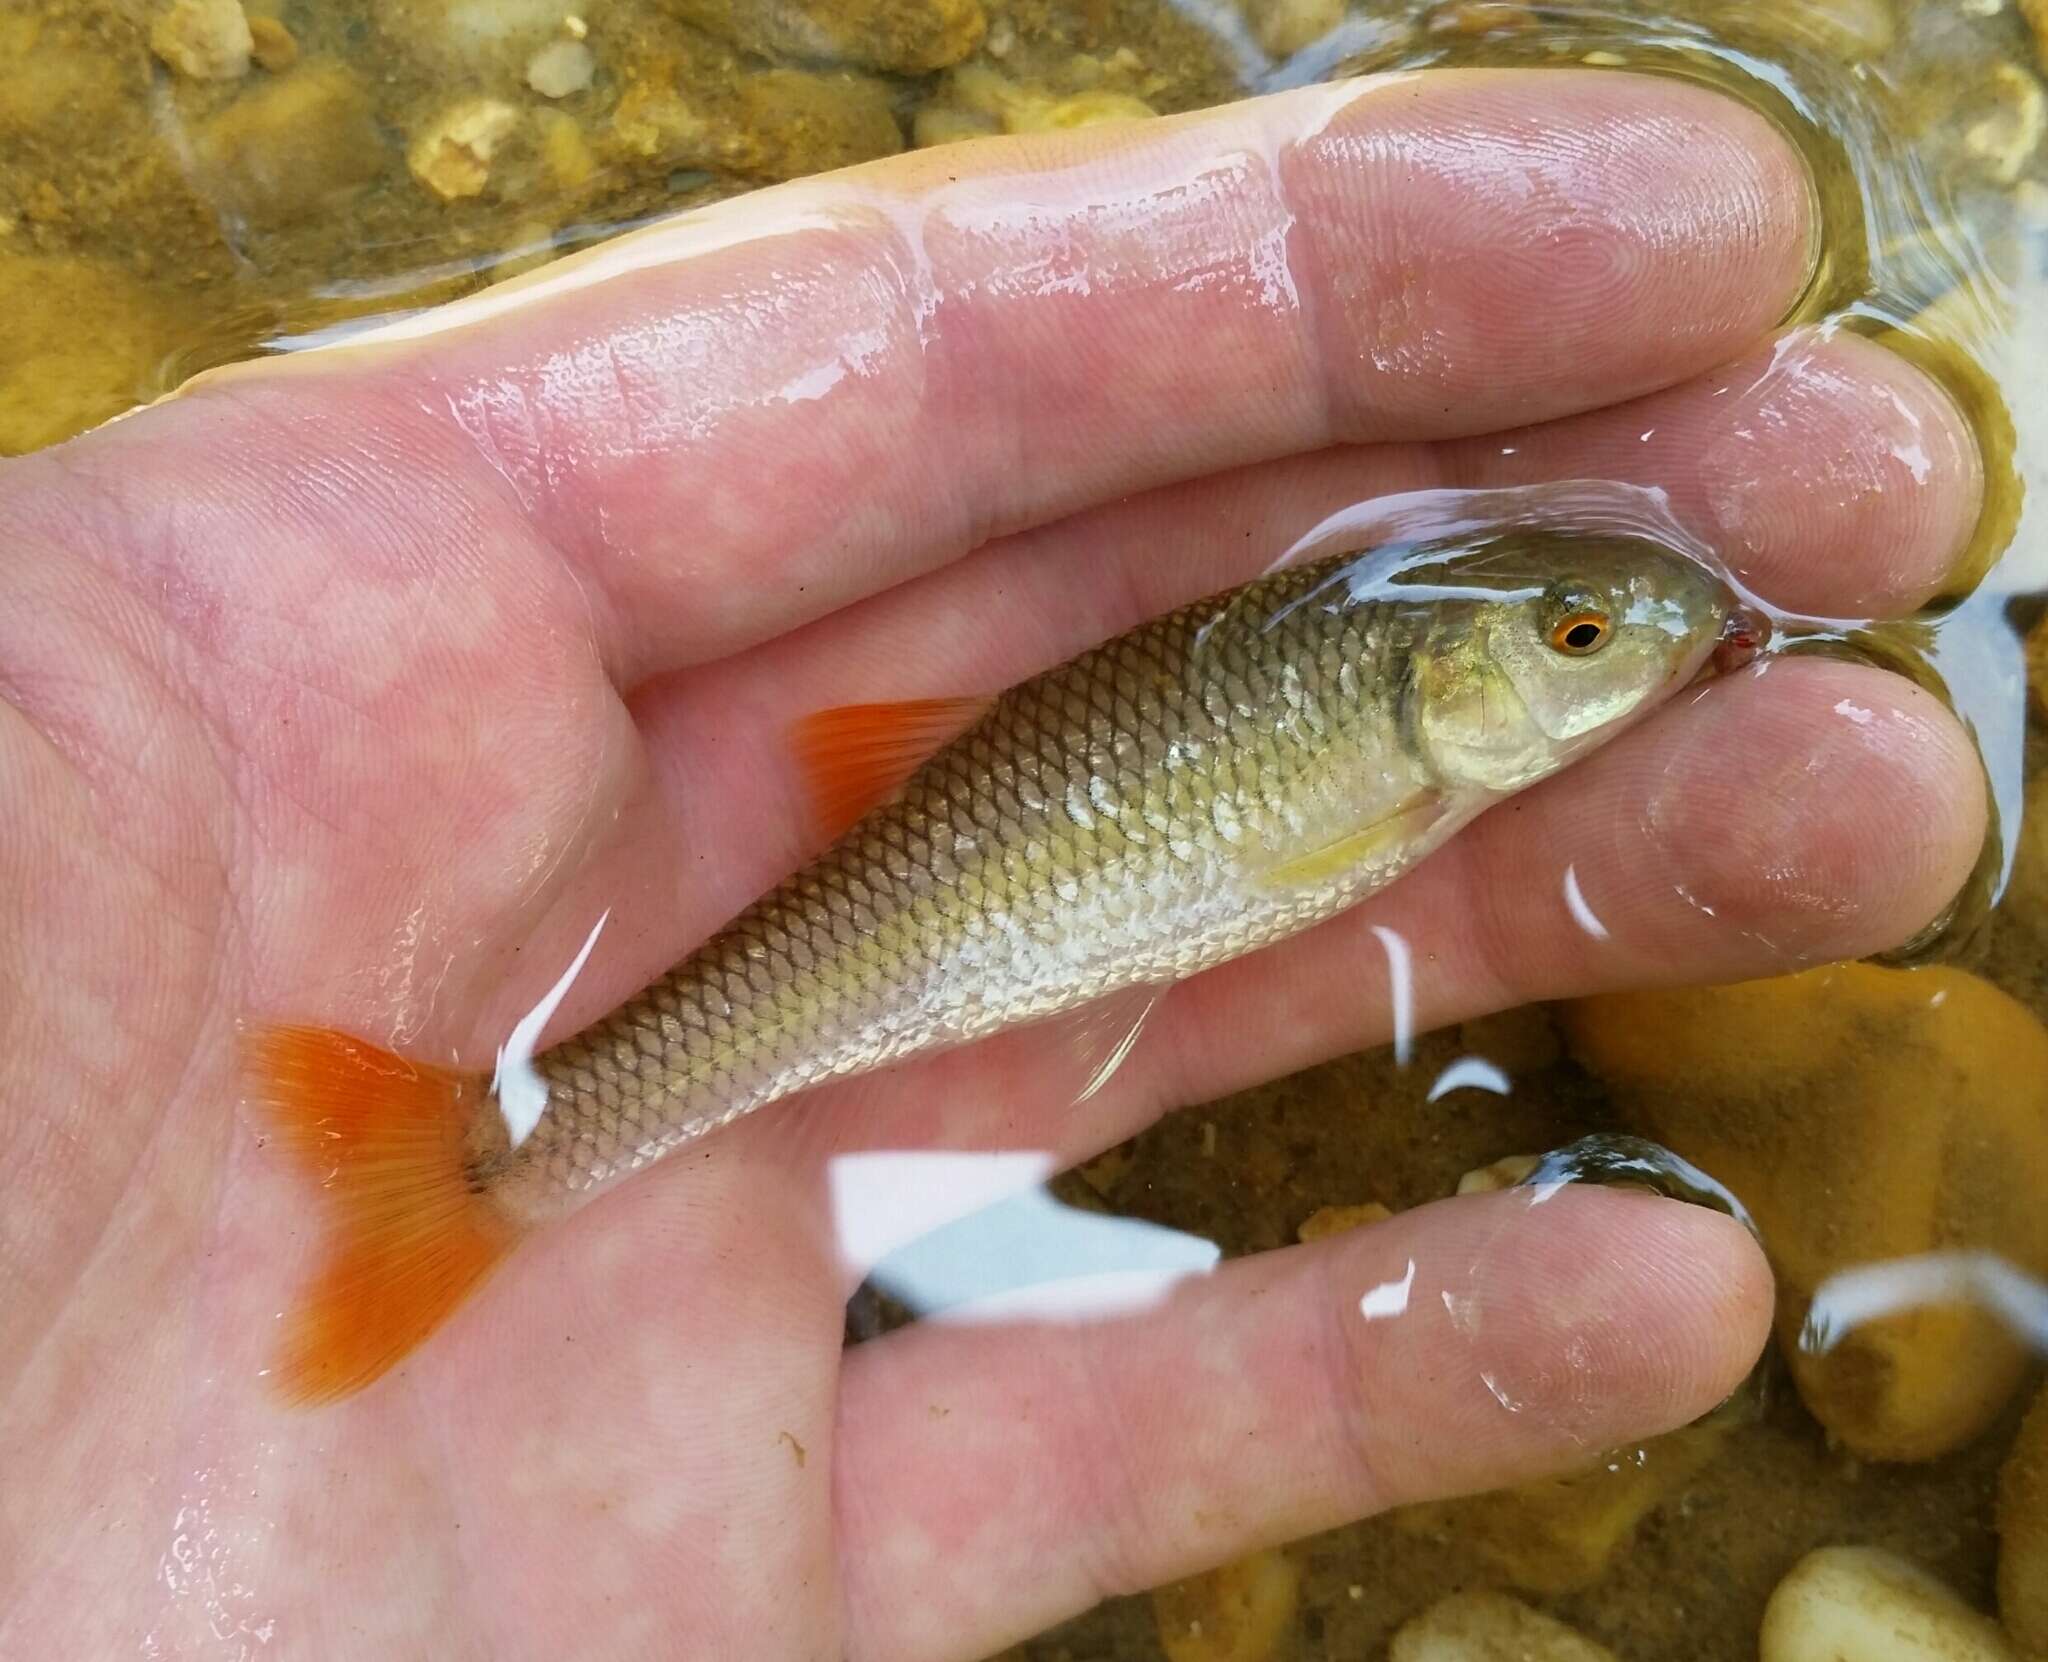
[
  {"xmin": 790, "ymin": 695, "xmax": 996, "ymax": 843},
  {"xmin": 1257, "ymin": 793, "xmax": 1446, "ymax": 890}
]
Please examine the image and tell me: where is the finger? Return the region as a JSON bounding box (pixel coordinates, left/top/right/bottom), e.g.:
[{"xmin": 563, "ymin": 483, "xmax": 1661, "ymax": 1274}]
[
  {"xmin": 619, "ymin": 325, "xmax": 1977, "ymax": 880},
  {"xmin": 744, "ymin": 658, "xmax": 1982, "ymax": 1172},
  {"xmin": 489, "ymin": 326, "xmax": 1980, "ymax": 1057},
  {"xmin": 834, "ymin": 1187, "xmax": 1772, "ymax": 1662},
  {"xmin": 159, "ymin": 69, "xmax": 1812, "ymax": 679},
  {"xmin": 1442, "ymin": 327, "xmax": 1984, "ymax": 618}
]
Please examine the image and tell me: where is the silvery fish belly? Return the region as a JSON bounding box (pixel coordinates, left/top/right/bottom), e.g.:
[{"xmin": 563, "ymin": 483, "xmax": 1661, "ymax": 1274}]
[
  {"xmin": 251, "ymin": 529, "xmax": 1732, "ymax": 1404},
  {"xmin": 509, "ymin": 531, "xmax": 1733, "ymax": 1208}
]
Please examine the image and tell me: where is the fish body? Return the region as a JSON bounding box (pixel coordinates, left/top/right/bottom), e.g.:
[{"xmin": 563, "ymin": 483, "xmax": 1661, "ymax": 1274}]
[{"xmin": 253, "ymin": 532, "xmax": 1732, "ymax": 1402}]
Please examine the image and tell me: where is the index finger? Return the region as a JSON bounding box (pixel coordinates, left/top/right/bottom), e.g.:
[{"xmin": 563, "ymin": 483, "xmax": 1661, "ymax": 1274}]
[{"xmin": 171, "ymin": 68, "xmax": 1815, "ymax": 678}]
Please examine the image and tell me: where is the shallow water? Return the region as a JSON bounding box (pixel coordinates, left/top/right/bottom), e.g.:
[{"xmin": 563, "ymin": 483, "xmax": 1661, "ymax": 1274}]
[{"xmin": 4, "ymin": 0, "xmax": 2047, "ymax": 1659}]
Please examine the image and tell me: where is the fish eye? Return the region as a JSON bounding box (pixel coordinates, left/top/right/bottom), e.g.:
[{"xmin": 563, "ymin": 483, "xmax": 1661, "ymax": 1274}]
[{"xmin": 1549, "ymin": 609, "xmax": 1612, "ymax": 656}]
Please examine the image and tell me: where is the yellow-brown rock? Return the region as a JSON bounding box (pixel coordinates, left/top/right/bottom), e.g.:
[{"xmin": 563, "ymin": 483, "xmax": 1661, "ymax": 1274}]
[
  {"xmin": 728, "ymin": 70, "xmax": 903, "ymax": 181},
  {"xmin": 193, "ymin": 63, "xmax": 385, "ymax": 228},
  {"xmin": 1242, "ymin": 0, "xmax": 1343, "ymax": 57},
  {"xmin": 1390, "ymin": 1591, "xmax": 1619, "ymax": 1662},
  {"xmin": 248, "ymin": 15, "xmax": 298, "ymax": 71},
  {"xmin": 1761, "ymin": 1546, "xmax": 2017, "ymax": 1662},
  {"xmin": 1707, "ymin": 0, "xmax": 1895, "ymax": 63},
  {"xmin": 538, "ymin": 109, "xmax": 597, "ymax": 191},
  {"xmin": 1150, "ymin": 1550, "xmax": 1301, "ymax": 1662},
  {"xmin": 0, "ymin": 256, "xmax": 172, "ymax": 455},
  {"xmin": 2001, "ymin": 1387, "xmax": 2048, "ymax": 1658},
  {"xmin": 374, "ymin": 0, "xmax": 575, "ymax": 76},
  {"xmin": 1297, "ymin": 1202, "xmax": 1392, "ymax": 1242},
  {"xmin": 1455, "ymin": 1155, "xmax": 1539, "ymax": 1197},
  {"xmin": 2021, "ymin": 0, "xmax": 2048, "ymax": 76},
  {"xmin": 151, "ymin": 0, "xmax": 253, "ymax": 80},
  {"xmin": 1566, "ymin": 965, "xmax": 2048, "ymax": 1462},
  {"xmin": 934, "ymin": 64, "xmax": 1154, "ymax": 135},
  {"xmin": 1392, "ymin": 1422, "xmax": 1728, "ymax": 1594},
  {"xmin": 610, "ymin": 70, "xmax": 718, "ymax": 168},
  {"xmin": 408, "ymin": 97, "xmax": 519, "ymax": 202},
  {"xmin": 662, "ymin": 0, "xmax": 984, "ymax": 74},
  {"xmin": 2006, "ymin": 775, "xmax": 2048, "ymax": 930},
  {"xmin": 1965, "ymin": 64, "xmax": 2047, "ymax": 186},
  {"xmin": 0, "ymin": 18, "xmax": 131, "ymax": 143}
]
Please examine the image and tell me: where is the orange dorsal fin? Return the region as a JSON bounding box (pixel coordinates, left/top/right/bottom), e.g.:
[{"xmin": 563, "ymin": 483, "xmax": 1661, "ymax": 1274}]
[
  {"xmin": 244, "ymin": 1024, "xmax": 520, "ymax": 1407},
  {"xmin": 790, "ymin": 695, "xmax": 994, "ymax": 842}
]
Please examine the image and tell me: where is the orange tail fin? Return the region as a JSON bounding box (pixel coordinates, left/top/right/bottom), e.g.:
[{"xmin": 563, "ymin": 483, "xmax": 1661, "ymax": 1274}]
[{"xmin": 245, "ymin": 1024, "xmax": 519, "ymax": 1407}]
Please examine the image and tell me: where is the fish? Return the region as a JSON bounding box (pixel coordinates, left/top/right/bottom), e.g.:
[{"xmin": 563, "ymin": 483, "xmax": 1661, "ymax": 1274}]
[{"xmin": 249, "ymin": 531, "xmax": 1737, "ymax": 1403}]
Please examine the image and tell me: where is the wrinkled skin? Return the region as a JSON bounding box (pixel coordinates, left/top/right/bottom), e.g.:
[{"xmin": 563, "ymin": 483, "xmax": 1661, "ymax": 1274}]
[{"xmin": 0, "ymin": 70, "xmax": 1986, "ymax": 1662}]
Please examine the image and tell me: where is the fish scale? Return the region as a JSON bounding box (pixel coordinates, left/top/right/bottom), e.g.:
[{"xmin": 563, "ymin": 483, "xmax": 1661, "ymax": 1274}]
[
  {"xmin": 516, "ymin": 553, "xmax": 1441, "ymax": 1204},
  {"xmin": 252, "ymin": 531, "xmax": 1731, "ymax": 1403}
]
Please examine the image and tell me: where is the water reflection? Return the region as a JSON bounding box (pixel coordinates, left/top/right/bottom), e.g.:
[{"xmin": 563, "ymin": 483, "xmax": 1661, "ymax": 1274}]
[
  {"xmin": 835, "ymin": 1151, "xmax": 1221, "ymax": 1320},
  {"xmin": 1804, "ymin": 1250, "xmax": 2048, "ymax": 1356}
]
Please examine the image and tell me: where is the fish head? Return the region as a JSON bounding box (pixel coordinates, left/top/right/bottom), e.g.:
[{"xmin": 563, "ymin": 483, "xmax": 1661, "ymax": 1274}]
[{"xmin": 1408, "ymin": 536, "xmax": 1733, "ymax": 794}]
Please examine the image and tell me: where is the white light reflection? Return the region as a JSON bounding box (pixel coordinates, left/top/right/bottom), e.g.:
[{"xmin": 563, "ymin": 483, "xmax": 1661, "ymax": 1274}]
[
  {"xmin": 1262, "ymin": 481, "xmax": 1719, "ymax": 582},
  {"xmin": 1371, "ymin": 925, "xmax": 1414, "ymax": 1065},
  {"xmin": 1359, "ymin": 1259, "xmax": 1416, "ymax": 1321},
  {"xmin": 1251, "ymin": 480, "xmax": 1874, "ymax": 661},
  {"xmin": 1802, "ymin": 1251, "xmax": 2048, "ymax": 1356},
  {"xmin": 491, "ymin": 909, "xmax": 609, "ymax": 1150},
  {"xmin": 1426, "ymin": 1057, "xmax": 1510, "ymax": 1102},
  {"xmin": 830, "ymin": 1151, "xmax": 1220, "ymax": 1322},
  {"xmin": 1562, "ymin": 863, "xmax": 1610, "ymax": 942}
]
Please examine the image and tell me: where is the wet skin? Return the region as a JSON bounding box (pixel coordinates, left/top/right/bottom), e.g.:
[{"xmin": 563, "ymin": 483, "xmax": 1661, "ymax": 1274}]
[{"xmin": 0, "ymin": 70, "xmax": 1987, "ymax": 1662}]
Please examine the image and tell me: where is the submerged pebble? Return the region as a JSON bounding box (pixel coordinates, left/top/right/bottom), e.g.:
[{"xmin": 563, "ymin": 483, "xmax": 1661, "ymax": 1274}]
[
  {"xmin": 1707, "ymin": 0, "xmax": 1896, "ymax": 61},
  {"xmin": 1297, "ymin": 1201, "xmax": 1391, "ymax": 1241},
  {"xmin": 1150, "ymin": 1550, "xmax": 1301, "ymax": 1662},
  {"xmin": 247, "ymin": 14, "xmax": 298, "ymax": 71},
  {"xmin": 527, "ymin": 38, "xmax": 595, "ymax": 97},
  {"xmin": 375, "ymin": 0, "xmax": 575, "ymax": 74},
  {"xmin": 922, "ymin": 62, "xmax": 1155, "ymax": 140},
  {"xmin": 2002, "ymin": 1388, "xmax": 2048, "ymax": 1657},
  {"xmin": 194, "ymin": 62, "xmax": 385, "ymax": 228},
  {"xmin": 0, "ymin": 255, "xmax": 171, "ymax": 452},
  {"xmin": 1965, "ymin": 63, "xmax": 2047, "ymax": 184},
  {"xmin": 1567, "ymin": 966, "xmax": 2048, "ymax": 1462},
  {"xmin": 1393, "ymin": 1422, "xmax": 1730, "ymax": 1594},
  {"xmin": 408, "ymin": 97, "xmax": 519, "ymax": 201},
  {"xmin": 1760, "ymin": 1546, "xmax": 2017, "ymax": 1662},
  {"xmin": 1390, "ymin": 1591, "xmax": 1619, "ymax": 1661},
  {"xmin": 728, "ymin": 69, "xmax": 903, "ymax": 180},
  {"xmin": 661, "ymin": 0, "xmax": 985, "ymax": 73},
  {"xmin": 1454, "ymin": 1154, "xmax": 1539, "ymax": 1196},
  {"xmin": 2023, "ymin": 0, "xmax": 2048, "ymax": 74},
  {"xmin": 609, "ymin": 68, "xmax": 715, "ymax": 166},
  {"xmin": 150, "ymin": 0, "xmax": 253, "ymax": 79},
  {"xmin": 1241, "ymin": 0, "xmax": 1345, "ymax": 58}
]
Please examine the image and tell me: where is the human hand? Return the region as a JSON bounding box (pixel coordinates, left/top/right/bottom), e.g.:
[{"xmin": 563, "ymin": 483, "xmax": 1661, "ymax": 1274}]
[{"xmin": 0, "ymin": 68, "xmax": 1986, "ymax": 1662}]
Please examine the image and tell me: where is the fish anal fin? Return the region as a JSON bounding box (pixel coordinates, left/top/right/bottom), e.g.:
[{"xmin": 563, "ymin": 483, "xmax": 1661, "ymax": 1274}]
[
  {"xmin": 245, "ymin": 1024, "xmax": 519, "ymax": 1407},
  {"xmin": 791, "ymin": 696, "xmax": 994, "ymax": 843},
  {"xmin": 1259, "ymin": 793, "xmax": 1445, "ymax": 890}
]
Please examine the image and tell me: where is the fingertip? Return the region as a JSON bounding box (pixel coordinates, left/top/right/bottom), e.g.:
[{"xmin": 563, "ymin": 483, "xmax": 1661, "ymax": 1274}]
[
  {"xmin": 1630, "ymin": 659, "xmax": 1987, "ymax": 965},
  {"xmin": 1444, "ymin": 1188, "xmax": 1772, "ymax": 1454},
  {"xmin": 1696, "ymin": 331, "xmax": 1986, "ymax": 616},
  {"xmin": 1292, "ymin": 69, "xmax": 1818, "ymax": 436}
]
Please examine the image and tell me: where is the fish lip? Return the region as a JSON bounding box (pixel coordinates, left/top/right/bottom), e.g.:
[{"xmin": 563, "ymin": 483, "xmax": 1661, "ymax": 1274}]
[{"xmin": 1707, "ymin": 604, "xmax": 1773, "ymax": 677}]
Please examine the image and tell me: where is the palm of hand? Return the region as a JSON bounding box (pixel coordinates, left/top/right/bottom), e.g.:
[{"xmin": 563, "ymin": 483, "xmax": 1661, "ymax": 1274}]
[{"xmin": 1, "ymin": 70, "xmax": 1990, "ymax": 1662}]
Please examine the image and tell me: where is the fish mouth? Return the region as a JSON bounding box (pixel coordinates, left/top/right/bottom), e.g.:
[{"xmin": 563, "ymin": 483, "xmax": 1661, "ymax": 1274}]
[{"xmin": 1708, "ymin": 605, "xmax": 1773, "ymax": 677}]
